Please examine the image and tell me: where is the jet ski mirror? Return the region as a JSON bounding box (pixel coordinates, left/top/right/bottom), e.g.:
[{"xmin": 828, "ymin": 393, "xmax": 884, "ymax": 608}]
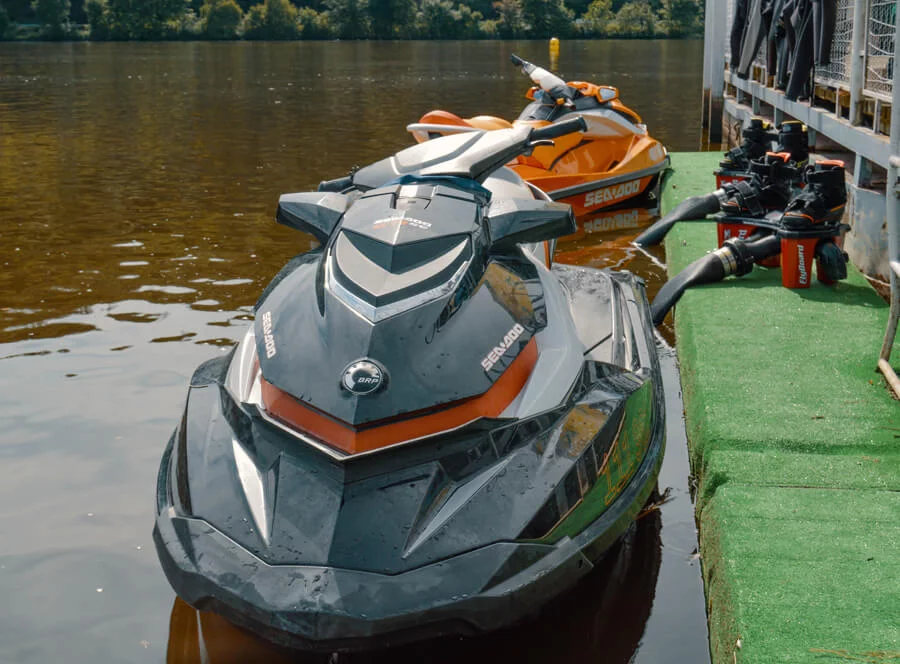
[
  {"xmin": 276, "ymin": 192, "xmax": 350, "ymax": 243},
  {"xmin": 486, "ymin": 199, "xmax": 576, "ymax": 250},
  {"xmin": 598, "ymin": 87, "xmax": 618, "ymax": 102}
]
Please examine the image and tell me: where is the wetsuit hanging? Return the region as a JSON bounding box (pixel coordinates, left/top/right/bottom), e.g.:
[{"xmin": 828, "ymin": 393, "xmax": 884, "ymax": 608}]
[
  {"xmin": 766, "ymin": 0, "xmax": 783, "ymax": 72},
  {"xmin": 737, "ymin": 0, "xmax": 766, "ymax": 78},
  {"xmin": 785, "ymin": 0, "xmax": 814, "ymax": 101},
  {"xmin": 813, "ymin": 0, "xmax": 837, "ymax": 66},
  {"xmin": 772, "ymin": 0, "xmax": 796, "ymax": 90},
  {"xmin": 731, "ymin": 0, "xmax": 751, "ymax": 68}
]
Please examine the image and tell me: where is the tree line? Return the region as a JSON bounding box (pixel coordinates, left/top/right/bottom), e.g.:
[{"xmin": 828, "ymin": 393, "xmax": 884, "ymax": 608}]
[{"xmin": 0, "ymin": 0, "xmax": 702, "ymax": 41}]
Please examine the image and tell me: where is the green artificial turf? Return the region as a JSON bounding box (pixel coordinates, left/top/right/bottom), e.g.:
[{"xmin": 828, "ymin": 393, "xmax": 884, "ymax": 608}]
[{"xmin": 661, "ymin": 153, "xmax": 900, "ymax": 664}]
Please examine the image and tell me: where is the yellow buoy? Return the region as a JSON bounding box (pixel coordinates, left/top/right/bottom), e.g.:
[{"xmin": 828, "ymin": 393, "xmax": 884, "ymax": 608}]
[{"xmin": 549, "ymin": 37, "xmax": 560, "ymax": 70}]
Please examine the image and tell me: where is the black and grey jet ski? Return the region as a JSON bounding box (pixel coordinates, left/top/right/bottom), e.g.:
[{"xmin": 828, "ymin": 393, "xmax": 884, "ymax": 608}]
[{"xmin": 153, "ymin": 117, "xmax": 665, "ymax": 652}]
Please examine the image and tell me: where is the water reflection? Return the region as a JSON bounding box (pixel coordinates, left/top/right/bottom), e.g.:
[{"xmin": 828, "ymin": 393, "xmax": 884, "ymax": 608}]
[{"xmin": 166, "ymin": 511, "xmax": 662, "ymax": 664}]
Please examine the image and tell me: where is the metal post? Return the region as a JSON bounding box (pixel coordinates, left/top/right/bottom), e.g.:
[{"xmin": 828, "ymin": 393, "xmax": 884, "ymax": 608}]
[
  {"xmin": 701, "ymin": 0, "xmax": 715, "ymax": 130},
  {"xmin": 849, "ymin": 0, "xmax": 869, "ymax": 125},
  {"xmin": 878, "ymin": 6, "xmax": 900, "ymax": 398},
  {"xmin": 701, "ymin": 0, "xmax": 727, "ymax": 143}
]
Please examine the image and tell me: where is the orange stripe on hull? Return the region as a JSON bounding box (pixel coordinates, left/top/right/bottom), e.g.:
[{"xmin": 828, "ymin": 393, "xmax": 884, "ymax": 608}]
[{"xmin": 261, "ymin": 339, "xmax": 538, "ymax": 456}]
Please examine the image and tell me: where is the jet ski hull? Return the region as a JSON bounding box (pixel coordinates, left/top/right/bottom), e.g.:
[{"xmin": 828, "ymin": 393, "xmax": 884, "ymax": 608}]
[
  {"xmin": 153, "ymin": 410, "xmax": 663, "ymax": 652},
  {"xmin": 153, "ymin": 265, "xmax": 665, "ymax": 652}
]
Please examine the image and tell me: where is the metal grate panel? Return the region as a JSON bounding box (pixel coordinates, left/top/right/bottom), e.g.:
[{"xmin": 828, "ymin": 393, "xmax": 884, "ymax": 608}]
[
  {"xmin": 816, "ymin": 0, "xmax": 854, "ymax": 87},
  {"xmin": 865, "ymin": 0, "xmax": 896, "ymax": 96}
]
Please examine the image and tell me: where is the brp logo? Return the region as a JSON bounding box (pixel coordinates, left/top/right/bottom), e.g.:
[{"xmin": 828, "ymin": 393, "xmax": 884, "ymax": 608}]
[{"xmin": 341, "ymin": 360, "xmax": 386, "ymax": 395}]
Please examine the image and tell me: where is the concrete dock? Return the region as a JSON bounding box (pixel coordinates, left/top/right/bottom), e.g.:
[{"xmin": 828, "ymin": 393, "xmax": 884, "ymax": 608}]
[{"xmin": 661, "ymin": 153, "xmax": 899, "ymax": 664}]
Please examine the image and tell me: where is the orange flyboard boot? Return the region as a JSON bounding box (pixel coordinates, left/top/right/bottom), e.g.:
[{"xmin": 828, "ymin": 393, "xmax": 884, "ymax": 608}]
[
  {"xmin": 779, "ymin": 161, "xmax": 848, "ymax": 288},
  {"xmin": 407, "ymin": 53, "xmax": 669, "ymax": 214}
]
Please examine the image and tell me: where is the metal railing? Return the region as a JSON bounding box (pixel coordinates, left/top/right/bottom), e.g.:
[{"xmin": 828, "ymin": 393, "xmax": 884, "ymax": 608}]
[
  {"xmin": 815, "ymin": 0, "xmax": 854, "ymax": 88},
  {"xmin": 882, "ymin": 13, "xmax": 900, "ymax": 397},
  {"xmin": 866, "ymin": 0, "xmax": 897, "ymax": 98}
]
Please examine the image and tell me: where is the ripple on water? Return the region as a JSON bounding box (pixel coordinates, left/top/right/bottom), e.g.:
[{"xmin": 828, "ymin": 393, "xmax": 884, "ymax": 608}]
[
  {"xmin": 135, "ymin": 285, "xmax": 197, "ymax": 295},
  {"xmin": 191, "ymin": 299, "xmax": 221, "ymax": 311},
  {"xmin": 111, "ymin": 240, "xmax": 144, "ymax": 248},
  {"xmin": 106, "ymin": 312, "xmax": 166, "ymax": 324},
  {"xmin": 149, "ymin": 332, "xmax": 197, "ymax": 344},
  {"xmin": 211, "ymin": 278, "xmax": 254, "ymax": 287}
]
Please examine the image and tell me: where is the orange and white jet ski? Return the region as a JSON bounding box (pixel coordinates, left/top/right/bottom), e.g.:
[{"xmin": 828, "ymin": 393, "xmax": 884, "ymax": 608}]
[{"xmin": 408, "ymin": 54, "xmax": 669, "ymax": 216}]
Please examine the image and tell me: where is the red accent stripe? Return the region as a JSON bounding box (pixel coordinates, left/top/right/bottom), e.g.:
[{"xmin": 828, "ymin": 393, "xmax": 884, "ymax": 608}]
[{"xmin": 261, "ymin": 338, "xmax": 539, "ymax": 455}]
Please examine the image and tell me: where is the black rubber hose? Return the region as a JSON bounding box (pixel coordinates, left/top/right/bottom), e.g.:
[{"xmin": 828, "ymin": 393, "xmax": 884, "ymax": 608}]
[
  {"xmin": 650, "ymin": 234, "xmax": 781, "ymax": 325},
  {"xmin": 633, "ymin": 192, "xmax": 721, "ymax": 247}
]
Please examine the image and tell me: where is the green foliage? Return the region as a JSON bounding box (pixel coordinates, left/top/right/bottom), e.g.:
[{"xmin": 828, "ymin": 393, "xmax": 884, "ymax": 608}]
[
  {"xmin": 414, "ymin": 0, "xmax": 482, "ymax": 39},
  {"xmin": 414, "ymin": 0, "xmax": 453, "ymax": 38},
  {"xmin": 241, "ymin": 0, "xmax": 298, "ymax": 39},
  {"xmin": 166, "ymin": 7, "xmax": 201, "ymax": 37},
  {"xmin": 0, "ymin": 4, "xmax": 10, "ymax": 38},
  {"xmin": 367, "ymin": 0, "xmax": 413, "ymax": 38},
  {"xmin": 239, "ymin": 1, "xmax": 263, "ymax": 34},
  {"xmin": 493, "ymin": 0, "xmax": 523, "ymax": 37},
  {"xmin": 477, "ymin": 17, "xmax": 498, "ymax": 36},
  {"xmin": 102, "ymin": 0, "xmax": 188, "ymax": 38},
  {"xmin": 453, "ymin": 3, "xmax": 481, "ymax": 37},
  {"xmin": 324, "ymin": 0, "xmax": 367, "ymax": 38},
  {"xmin": 3, "ymin": 0, "xmax": 702, "ymax": 40},
  {"xmin": 32, "ymin": 0, "xmax": 70, "ymax": 38},
  {"xmin": 85, "ymin": 0, "xmax": 110, "ymax": 37},
  {"xmin": 609, "ymin": 0, "xmax": 655, "ymax": 36},
  {"xmin": 521, "ymin": 0, "xmax": 572, "ymax": 37},
  {"xmin": 200, "ymin": 0, "xmax": 242, "ymax": 38},
  {"xmin": 296, "ymin": 6, "xmax": 331, "ymax": 38},
  {"xmin": 264, "ymin": 0, "xmax": 296, "ymax": 37},
  {"xmin": 578, "ymin": 0, "xmax": 612, "ymax": 36},
  {"xmin": 657, "ymin": 0, "xmax": 699, "ymax": 36}
]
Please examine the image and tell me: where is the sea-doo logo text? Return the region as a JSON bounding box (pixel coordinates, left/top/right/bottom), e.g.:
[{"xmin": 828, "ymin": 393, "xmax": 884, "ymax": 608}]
[
  {"xmin": 261, "ymin": 311, "xmax": 276, "ymax": 359},
  {"xmin": 341, "ymin": 360, "xmax": 386, "ymax": 395},
  {"xmin": 797, "ymin": 244, "xmax": 808, "ymax": 285},
  {"xmin": 372, "ymin": 216, "xmax": 432, "ymax": 230},
  {"xmin": 584, "ymin": 209, "xmax": 639, "ymax": 233},
  {"xmin": 481, "ymin": 323, "xmax": 526, "ymax": 372},
  {"xmin": 584, "ymin": 180, "xmax": 641, "ymax": 208}
]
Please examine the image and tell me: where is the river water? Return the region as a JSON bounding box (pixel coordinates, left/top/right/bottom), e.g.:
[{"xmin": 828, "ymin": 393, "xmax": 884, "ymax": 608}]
[{"xmin": 0, "ymin": 40, "xmax": 709, "ymax": 662}]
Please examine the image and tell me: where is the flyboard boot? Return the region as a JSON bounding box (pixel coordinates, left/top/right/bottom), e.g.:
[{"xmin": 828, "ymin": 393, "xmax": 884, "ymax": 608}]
[
  {"xmin": 634, "ymin": 151, "xmax": 797, "ymax": 248},
  {"xmin": 780, "ymin": 160, "xmax": 848, "ymax": 287},
  {"xmin": 649, "ymin": 161, "xmax": 849, "ymax": 323},
  {"xmin": 774, "ymin": 120, "xmax": 810, "ymax": 170},
  {"xmin": 715, "ymin": 118, "xmax": 777, "ymax": 186},
  {"xmin": 715, "ymin": 152, "xmax": 798, "ymax": 266}
]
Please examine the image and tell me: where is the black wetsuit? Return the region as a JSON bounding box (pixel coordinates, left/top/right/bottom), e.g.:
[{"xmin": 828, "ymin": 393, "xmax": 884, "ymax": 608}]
[{"xmin": 731, "ymin": 0, "xmax": 751, "ymax": 68}]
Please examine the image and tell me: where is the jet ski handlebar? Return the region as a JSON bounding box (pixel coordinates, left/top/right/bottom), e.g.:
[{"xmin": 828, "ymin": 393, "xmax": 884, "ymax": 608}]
[
  {"xmin": 510, "ymin": 52, "xmax": 570, "ymax": 101},
  {"xmin": 529, "ymin": 116, "xmax": 587, "ymax": 142},
  {"xmin": 320, "ymin": 118, "xmax": 588, "ymax": 192}
]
